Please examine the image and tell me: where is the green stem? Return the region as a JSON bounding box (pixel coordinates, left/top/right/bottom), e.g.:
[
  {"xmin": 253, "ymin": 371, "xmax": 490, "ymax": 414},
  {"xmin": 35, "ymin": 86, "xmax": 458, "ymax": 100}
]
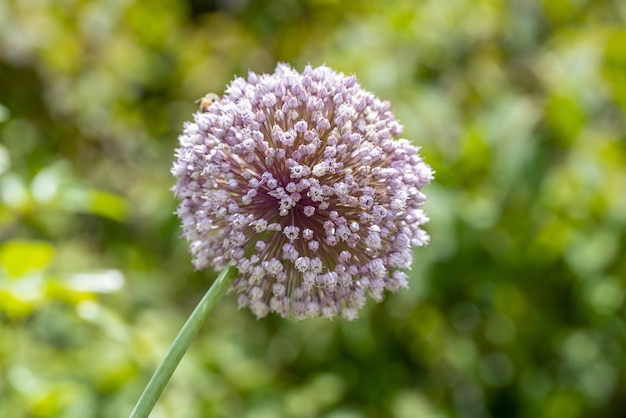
[{"xmin": 129, "ymin": 265, "xmax": 237, "ymax": 418}]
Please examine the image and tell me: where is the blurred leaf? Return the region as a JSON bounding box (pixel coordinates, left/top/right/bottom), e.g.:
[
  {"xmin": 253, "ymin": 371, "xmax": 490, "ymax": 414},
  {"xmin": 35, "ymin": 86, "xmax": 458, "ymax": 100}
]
[
  {"xmin": 545, "ymin": 92, "xmax": 585, "ymax": 145},
  {"xmin": 0, "ymin": 240, "xmax": 55, "ymax": 278},
  {"xmin": 87, "ymin": 190, "xmax": 128, "ymax": 221},
  {"xmin": 0, "ymin": 174, "xmax": 31, "ymax": 211},
  {"xmin": 0, "ymin": 103, "xmax": 10, "ymax": 123},
  {"xmin": 65, "ymin": 269, "xmax": 125, "ymax": 293},
  {"xmin": 0, "ymin": 287, "xmax": 39, "ymax": 317},
  {"xmin": 60, "ymin": 186, "xmax": 128, "ymax": 221},
  {"xmin": 0, "ymin": 144, "xmax": 10, "ymax": 175},
  {"xmin": 30, "ymin": 161, "xmax": 70, "ymax": 204},
  {"xmin": 603, "ymin": 28, "xmax": 626, "ymax": 114}
]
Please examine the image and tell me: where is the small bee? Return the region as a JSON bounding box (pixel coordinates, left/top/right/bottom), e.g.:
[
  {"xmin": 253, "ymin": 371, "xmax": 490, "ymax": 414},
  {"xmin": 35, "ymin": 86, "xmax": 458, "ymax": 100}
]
[{"xmin": 196, "ymin": 93, "xmax": 220, "ymax": 112}]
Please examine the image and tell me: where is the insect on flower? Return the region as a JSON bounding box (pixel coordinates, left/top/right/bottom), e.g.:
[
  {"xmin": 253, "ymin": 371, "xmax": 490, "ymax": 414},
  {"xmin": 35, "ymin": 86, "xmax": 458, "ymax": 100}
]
[
  {"xmin": 196, "ymin": 93, "xmax": 220, "ymax": 112},
  {"xmin": 172, "ymin": 64, "xmax": 433, "ymax": 320}
]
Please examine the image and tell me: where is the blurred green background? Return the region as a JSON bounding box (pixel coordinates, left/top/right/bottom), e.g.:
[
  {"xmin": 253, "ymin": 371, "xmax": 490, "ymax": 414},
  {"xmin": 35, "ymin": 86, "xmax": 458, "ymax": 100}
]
[{"xmin": 1, "ymin": 0, "xmax": 625, "ymax": 417}]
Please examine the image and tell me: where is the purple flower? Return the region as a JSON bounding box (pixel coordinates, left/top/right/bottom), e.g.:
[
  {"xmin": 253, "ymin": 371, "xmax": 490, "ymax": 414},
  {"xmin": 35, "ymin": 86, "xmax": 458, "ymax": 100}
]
[{"xmin": 172, "ymin": 64, "xmax": 433, "ymax": 320}]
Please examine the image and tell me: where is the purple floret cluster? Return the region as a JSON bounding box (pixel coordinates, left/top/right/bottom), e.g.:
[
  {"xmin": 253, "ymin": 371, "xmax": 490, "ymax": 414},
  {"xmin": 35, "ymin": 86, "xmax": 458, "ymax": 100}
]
[{"xmin": 172, "ymin": 63, "xmax": 433, "ymax": 320}]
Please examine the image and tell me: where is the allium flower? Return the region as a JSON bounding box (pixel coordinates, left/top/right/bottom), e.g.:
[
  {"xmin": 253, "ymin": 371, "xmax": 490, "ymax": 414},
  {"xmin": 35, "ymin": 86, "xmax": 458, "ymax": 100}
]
[{"xmin": 172, "ymin": 64, "xmax": 433, "ymax": 320}]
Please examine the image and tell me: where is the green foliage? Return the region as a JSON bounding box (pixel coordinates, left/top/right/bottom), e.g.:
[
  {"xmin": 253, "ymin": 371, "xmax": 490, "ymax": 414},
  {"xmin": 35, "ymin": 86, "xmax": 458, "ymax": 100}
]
[{"xmin": 1, "ymin": 0, "xmax": 625, "ymax": 417}]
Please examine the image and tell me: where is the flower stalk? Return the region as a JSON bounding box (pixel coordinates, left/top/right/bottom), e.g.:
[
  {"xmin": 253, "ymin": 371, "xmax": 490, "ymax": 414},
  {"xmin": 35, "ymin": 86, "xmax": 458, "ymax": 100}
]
[{"xmin": 129, "ymin": 265, "xmax": 237, "ymax": 418}]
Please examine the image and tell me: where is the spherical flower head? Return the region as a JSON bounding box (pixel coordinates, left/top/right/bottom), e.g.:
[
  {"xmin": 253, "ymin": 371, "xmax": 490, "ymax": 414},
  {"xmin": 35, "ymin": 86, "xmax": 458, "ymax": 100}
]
[{"xmin": 172, "ymin": 63, "xmax": 433, "ymax": 320}]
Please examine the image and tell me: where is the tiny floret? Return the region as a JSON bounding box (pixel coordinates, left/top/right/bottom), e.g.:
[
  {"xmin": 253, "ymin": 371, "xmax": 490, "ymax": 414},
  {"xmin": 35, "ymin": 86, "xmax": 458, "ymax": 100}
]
[{"xmin": 172, "ymin": 63, "xmax": 433, "ymax": 320}]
